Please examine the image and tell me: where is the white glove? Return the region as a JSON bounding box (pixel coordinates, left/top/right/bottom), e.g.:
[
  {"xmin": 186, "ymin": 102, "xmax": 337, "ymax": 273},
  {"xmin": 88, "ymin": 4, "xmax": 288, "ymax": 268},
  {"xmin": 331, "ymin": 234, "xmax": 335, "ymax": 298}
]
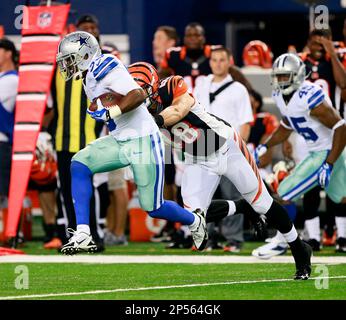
[
  {"xmin": 317, "ymin": 162, "xmax": 333, "ymax": 189},
  {"xmin": 253, "ymin": 144, "xmax": 268, "ymax": 166},
  {"xmin": 36, "ymin": 131, "xmax": 53, "ymax": 157}
]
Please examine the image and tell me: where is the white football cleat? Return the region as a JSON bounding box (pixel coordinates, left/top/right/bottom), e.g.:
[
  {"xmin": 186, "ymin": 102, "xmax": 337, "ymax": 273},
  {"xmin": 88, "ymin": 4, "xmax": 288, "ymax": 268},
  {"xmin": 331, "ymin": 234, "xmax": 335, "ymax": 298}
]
[
  {"xmin": 60, "ymin": 228, "xmax": 97, "ymax": 255},
  {"xmin": 190, "ymin": 209, "xmax": 208, "ymax": 251},
  {"xmin": 252, "ymin": 236, "xmax": 288, "ymax": 260}
]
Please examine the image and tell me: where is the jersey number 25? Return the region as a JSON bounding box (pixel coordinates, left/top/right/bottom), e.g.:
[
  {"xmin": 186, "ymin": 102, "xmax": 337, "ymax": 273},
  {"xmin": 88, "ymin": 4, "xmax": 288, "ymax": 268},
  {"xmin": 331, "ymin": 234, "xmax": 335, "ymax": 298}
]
[{"xmin": 289, "ymin": 116, "xmax": 318, "ymax": 142}]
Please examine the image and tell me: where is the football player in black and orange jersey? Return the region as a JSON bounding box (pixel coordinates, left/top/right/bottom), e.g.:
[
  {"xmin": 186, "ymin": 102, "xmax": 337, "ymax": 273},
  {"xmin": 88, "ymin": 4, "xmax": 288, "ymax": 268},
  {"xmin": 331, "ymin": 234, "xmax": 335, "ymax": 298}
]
[
  {"xmin": 129, "ymin": 62, "xmax": 313, "ymax": 280},
  {"xmin": 299, "ymin": 28, "xmax": 346, "ymax": 250},
  {"xmin": 159, "ymin": 22, "xmax": 252, "ymax": 92},
  {"xmin": 335, "ymin": 19, "xmax": 346, "ymax": 118},
  {"xmin": 299, "ymin": 28, "xmax": 346, "ymax": 109}
]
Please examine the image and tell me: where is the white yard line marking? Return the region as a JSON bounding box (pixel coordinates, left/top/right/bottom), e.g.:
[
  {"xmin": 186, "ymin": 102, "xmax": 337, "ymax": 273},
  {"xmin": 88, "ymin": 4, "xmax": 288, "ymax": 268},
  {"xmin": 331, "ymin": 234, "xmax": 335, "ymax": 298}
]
[
  {"xmin": 0, "ymin": 276, "xmax": 345, "ymax": 300},
  {"xmin": 1, "ymin": 255, "xmax": 346, "ymax": 264}
]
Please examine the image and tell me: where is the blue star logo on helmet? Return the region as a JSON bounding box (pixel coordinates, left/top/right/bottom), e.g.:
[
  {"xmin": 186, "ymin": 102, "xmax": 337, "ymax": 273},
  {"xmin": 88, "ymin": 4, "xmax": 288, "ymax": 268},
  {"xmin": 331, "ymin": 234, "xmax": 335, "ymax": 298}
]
[{"xmin": 74, "ymin": 35, "xmax": 90, "ymax": 48}]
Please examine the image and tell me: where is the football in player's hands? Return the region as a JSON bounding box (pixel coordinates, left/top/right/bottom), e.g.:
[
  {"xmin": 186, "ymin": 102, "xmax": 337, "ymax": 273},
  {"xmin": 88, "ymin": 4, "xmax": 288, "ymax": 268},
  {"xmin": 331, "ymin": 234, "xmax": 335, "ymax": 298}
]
[{"xmin": 88, "ymin": 92, "xmax": 124, "ymax": 111}]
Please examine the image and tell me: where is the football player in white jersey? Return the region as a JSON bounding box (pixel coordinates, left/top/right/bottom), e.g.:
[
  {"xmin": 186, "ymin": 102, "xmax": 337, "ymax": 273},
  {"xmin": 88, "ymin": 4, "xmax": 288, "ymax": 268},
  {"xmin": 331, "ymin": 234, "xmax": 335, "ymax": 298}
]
[
  {"xmin": 56, "ymin": 31, "xmax": 208, "ymax": 254},
  {"xmin": 253, "ymin": 53, "xmax": 346, "ymax": 257}
]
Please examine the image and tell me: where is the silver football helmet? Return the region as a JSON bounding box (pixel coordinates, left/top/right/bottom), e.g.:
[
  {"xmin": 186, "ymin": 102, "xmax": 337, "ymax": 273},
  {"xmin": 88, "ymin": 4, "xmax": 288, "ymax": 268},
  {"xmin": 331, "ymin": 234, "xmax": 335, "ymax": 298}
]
[
  {"xmin": 271, "ymin": 53, "xmax": 306, "ymax": 95},
  {"xmin": 56, "ymin": 31, "xmax": 101, "ymax": 81}
]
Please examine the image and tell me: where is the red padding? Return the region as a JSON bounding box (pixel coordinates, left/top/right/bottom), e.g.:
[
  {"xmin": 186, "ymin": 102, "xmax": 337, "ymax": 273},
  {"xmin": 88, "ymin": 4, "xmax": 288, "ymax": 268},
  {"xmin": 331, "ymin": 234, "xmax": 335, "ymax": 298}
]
[
  {"xmin": 18, "ymin": 70, "xmax": 53, "ymax": 93},
  {"xmin": 15, "ymin": 100, "xmax": 47, "ymax": 123},
  {"xmin": 20, "ymin": 42, "xmax": 59, "ymax": 64},
  {"xmin": 12, "ymin": 130, "xmax": 39, "ymax": 153},
  {"xmin": 22, "ymin": 5, "xmax": 71, "ymax": 36},
  {"xmin": 5, "ymin": 161, "xmax": 33, "ymax": 238}
]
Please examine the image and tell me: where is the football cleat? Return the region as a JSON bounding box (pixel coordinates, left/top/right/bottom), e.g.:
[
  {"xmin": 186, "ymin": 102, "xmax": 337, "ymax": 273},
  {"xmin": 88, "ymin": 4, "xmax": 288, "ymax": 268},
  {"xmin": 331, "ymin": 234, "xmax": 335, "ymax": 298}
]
[
  {"xmin": 294, "ymin": 267, "xmax": 311, "ymax": 280},
  {"xmin": 190, "ymin": 209, "xmax": 208, "ymax": 251},
  {"xmin": 60, "ymin": 228, "xmax": 98, "ymax": 255},
  {"xmin": 252, "ymin": 239, "xmax": 288, "ymax": 259},
  {"xmin": 335, "ymin": 237, "xmax": 346, "ymax": 253},
  {"xmin": 252, "ymin": 214, "xmax": 268, "ymax": 240},
  {"xmin": 306, "ymin": 238, "xmax": 322, "ymax": 251},
  {"xmin": 293, "ymin": 241, "xmax": 312, "ymax": 280}
]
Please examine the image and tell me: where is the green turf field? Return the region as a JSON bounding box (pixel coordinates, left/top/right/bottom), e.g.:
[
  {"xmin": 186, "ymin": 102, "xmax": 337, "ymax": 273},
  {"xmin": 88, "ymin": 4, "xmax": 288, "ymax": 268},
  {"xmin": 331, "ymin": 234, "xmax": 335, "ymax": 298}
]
[
  {"xmin": 1, "ymin": 241, "xmax": 346, "ymax": 300},
  {"xmin": 9, "ymin": 239, "xmax": 346, "ymax": 256},
  {"xmin": 1, "ymin": 262, "xmax": 346, "ymax": 300},
  {"xmin": 1, "ymin": 218, "xmax": 345, "ymax": 300}
]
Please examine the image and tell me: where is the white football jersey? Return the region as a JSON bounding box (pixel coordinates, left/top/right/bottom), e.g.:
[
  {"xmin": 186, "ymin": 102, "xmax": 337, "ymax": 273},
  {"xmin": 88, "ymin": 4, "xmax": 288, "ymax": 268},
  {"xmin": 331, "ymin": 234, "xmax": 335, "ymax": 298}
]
[
  {"xmin": 84, "ymin": 54, "xmax": 158, "ymax": 141},
  {"xmin": 272, "ymin": 80, "xmax": 333, "ymax": 152}
]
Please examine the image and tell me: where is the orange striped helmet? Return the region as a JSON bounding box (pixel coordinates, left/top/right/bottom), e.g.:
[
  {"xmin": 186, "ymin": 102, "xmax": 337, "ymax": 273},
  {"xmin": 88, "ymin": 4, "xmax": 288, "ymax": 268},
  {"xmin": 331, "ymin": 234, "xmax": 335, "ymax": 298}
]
[
  {"xmin": 128, "ymin": 62, "xmax": 159, "ymax": 95},
  {"xmin": 243, "ymin": 40, "xmax": 273, "ymax": 68}
]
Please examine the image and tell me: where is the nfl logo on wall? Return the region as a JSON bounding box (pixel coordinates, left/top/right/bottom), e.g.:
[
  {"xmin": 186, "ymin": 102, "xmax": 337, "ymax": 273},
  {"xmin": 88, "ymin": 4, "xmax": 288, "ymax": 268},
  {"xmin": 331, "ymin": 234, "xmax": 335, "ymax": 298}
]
[{"xmin": 37, "ymin": 12, "xmax": 53, "ymax": 28}]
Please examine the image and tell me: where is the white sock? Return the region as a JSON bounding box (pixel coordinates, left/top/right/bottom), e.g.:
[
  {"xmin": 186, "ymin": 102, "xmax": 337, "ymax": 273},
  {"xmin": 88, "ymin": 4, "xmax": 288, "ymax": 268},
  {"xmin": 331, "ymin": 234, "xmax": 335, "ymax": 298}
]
[
  {"xmin": 336, "ymin": 217, "xmax": 346, "ymax": 238},
  {"xmin": 188, "ymin": 212, "xmax": 200, "ymax": 231},
  {"xmin": 226, "ymin": 201, "xmax": 236, "ymax": 216},
  {"xmin": 282, "ymin": 226, "xmax": 298, "ymax": 243},
  {"xmin": 77, "ymin": 224, "xmax": 90, "ymax": 234},
  {"xmin": 272, "ymin": 231, "xmax": 286, "ymax": 243},
  {"xmin": 304, "ymin": 217, "xmax": 321, "ymax": 241}
]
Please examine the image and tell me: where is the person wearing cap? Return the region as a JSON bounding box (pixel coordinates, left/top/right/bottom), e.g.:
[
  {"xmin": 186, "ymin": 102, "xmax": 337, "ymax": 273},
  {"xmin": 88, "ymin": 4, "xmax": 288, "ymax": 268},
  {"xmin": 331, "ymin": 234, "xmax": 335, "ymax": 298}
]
[
  {"xmin": 0, "ymin": 38, "xmax": 18, "ymax": 204},
  {"xmin": 75, "ymin": 14, "xmax": 100, "ymax": 43}
]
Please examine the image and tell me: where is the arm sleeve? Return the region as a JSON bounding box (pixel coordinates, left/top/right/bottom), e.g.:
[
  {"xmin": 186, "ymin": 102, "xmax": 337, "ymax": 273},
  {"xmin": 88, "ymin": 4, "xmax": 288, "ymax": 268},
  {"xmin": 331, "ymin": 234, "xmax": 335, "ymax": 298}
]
[{"xmin": 172, "ymin": 76, "xmax": 188, "ymax": 99}]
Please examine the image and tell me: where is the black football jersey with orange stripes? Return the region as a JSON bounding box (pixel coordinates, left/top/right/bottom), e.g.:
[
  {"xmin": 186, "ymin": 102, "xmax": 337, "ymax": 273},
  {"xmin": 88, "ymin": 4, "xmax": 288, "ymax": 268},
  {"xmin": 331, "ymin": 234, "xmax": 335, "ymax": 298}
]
[
  {"xmin": 156, "ymin": 75, "xmax": 233, "ymax": 157},
  {"xmin": 160, "ymin": 45, "xmax": 222, "ymax": 90}
]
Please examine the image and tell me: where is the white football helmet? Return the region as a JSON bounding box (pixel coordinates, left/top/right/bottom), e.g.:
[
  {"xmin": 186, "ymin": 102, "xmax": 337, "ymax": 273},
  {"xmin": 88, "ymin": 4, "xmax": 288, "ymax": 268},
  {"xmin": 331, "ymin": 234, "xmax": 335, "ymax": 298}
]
[
  {"xmin": 56, "ymin": 31, "xmax": 101, "ymax": 81},
  {"xmin": 271, "ymin": 53, "xmax": 306, "ymax": 95}
]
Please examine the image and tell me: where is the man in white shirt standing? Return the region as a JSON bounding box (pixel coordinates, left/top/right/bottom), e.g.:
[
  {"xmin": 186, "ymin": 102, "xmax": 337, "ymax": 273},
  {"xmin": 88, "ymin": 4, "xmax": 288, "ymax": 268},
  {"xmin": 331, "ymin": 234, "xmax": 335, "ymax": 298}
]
[
  {"xmin": 195, "ymin": 47, "xmax": 254, "ymax": 251},
  {"xmin": 195, "ymin": 46, "xmax": 253, "ymax": 140}
]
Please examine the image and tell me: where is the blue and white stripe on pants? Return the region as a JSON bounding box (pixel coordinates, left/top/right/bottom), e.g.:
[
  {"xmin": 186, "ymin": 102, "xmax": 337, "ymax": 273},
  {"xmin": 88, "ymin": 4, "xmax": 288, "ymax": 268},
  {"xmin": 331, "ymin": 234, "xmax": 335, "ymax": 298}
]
[{"xmin": 150, "ymin": 132, "xmax": 165, "ymax": 210}]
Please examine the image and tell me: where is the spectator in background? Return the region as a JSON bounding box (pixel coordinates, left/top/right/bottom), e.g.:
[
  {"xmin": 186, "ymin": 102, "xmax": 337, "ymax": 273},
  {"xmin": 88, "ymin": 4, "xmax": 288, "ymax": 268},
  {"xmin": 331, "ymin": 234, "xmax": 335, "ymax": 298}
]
[
  {"xmin": 242, "ymin": 40, "xmax": 273, "ymax": 69},
  {"xmin": 195, "ymin": 47, "xmax": 253, "ymax": 140},
  {"xmin": 102, "ymin": 42, "xmax": 121, "ymax": 59},
  {"xmin": 153, "ymin": 26, "xmax": 179, "ymax": 67},
  {"xmin": 29, "ymin": 123, "xmax": 60, "ymax": 249},
  {"xmin": 75, "ymin": 13, "xmax": 100, "ymax": 43},
  {"xmin": 334, "ymin": 18, "xmax": 346, "ymax": 120},
  {"xmin": 160, "ymin": 22, "xmax": 252, "ymax": 91},
  {"xmin": 247, "ymin": 89, "xmax": 278, "ymax": 177},
  {"xmin": 0, "ymin": 38, "xmax": 18, "ymax": 207},
  {"xmin": 194, "ymin": 47, "xmax": 254, "ymax": 252},
  {"xmin": 299, "ymin": 28, "xmax": 346, "ymax": 250}
]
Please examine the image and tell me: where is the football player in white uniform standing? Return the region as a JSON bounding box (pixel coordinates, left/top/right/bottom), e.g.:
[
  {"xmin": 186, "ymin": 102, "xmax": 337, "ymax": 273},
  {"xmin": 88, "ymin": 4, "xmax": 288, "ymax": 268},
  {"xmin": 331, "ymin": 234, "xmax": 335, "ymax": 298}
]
[
  {"xmin": 56, "ymin": 31, "xmax": 208, "ymax": 254},
  {"xmin": 253, "ymin": 53, "xmax": 346, "ymax": 256}
]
